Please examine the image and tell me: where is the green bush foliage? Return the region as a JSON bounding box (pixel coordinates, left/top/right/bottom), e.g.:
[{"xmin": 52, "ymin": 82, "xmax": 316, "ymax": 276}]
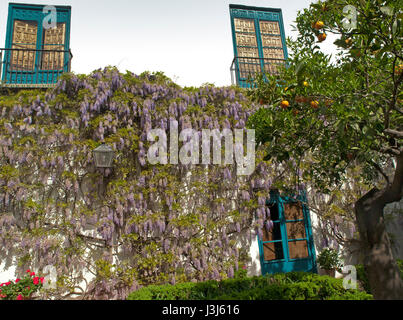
[
  {"xmin": 127, "ymin": 272, "xmax": 373, "ymax": 300},
  {"xmin": 317, "ymin": 248, "xmax": 343, "ymax": 271}
]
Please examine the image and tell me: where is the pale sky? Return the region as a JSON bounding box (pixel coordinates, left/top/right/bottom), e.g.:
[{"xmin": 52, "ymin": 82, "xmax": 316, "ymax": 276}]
[{"xmin": 0, "ymin": 0, "xmax": 336, "ymax": 87}]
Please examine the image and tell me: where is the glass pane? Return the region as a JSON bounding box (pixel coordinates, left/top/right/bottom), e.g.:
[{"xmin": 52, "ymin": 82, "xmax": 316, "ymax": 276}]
[
  {"xmin": 41, "ymin": 23, "xmax": 66, "ymax": 70},
  {"xmin": 259, "ymin": 21, "xmax": 281, "ymax": 35},
  {"xmin": 234, "ymin": 18, "xmax": 256, "ymax": 33},
  {"xmin": 236, "ymin": 33, "xmax": 257, "ymax": 47},
  {"xmin": 262, "ymin": 48, "xmax": 284, "ymax": 60},
  {"xmin": 288, "ymin": 240, "xmax": 309, "ymax": 259},
  {"xmin": 43, "ymin": 23, "xmax": 66, "ymax": 46},
  {"xmin": 283, "ymin": 202, "xmax": 304, "ymax": 221},
  {"xmin": 286, "ymin": 221, "xmax": 306, "ymax": 240},
  {"xmin": 11, "ymin": 20, "xmax": 38, "ymax": 71},
  {"xmin": 237, "ymin": 47, "xmax": 259, "ymax": 58},
  {"xmin": 262, "ymin": 222, "xmax": 282, "ymax": 242},
  {"xmin": 263, "ymin": 242, "xmax": 284, "ymax": 261},
  {"xmin": 261, "ymin": 35, "xmax": 283, "ymax": 48}
]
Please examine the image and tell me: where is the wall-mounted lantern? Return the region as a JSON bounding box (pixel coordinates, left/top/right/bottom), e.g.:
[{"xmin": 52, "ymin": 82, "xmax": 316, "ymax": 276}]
[{"xmin": 93, "ymin": 144, "xmax": 114, "ymax": 168}]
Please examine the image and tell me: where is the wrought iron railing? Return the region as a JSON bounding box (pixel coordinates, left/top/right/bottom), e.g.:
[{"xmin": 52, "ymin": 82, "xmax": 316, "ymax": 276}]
[
  {"xmin": 230, "ymin": 56, "xmax": 286, "ymax": 87},
  {"xmin": 0, "ymin": 48, "xmax": 73, "ymax": 87}
]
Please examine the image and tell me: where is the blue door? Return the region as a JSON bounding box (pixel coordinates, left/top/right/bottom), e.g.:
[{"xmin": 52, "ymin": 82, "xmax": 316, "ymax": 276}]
[
  {"xmin": 2, "ymin": 3, "xmax": 71, "ymax": 85},
  {"xmin": 229, "ymin": 5, "xmax": 288, "ymax": 88},
  {"xmin": 258, "ymin": 191, "xmax": 317, "ymax": 274}
]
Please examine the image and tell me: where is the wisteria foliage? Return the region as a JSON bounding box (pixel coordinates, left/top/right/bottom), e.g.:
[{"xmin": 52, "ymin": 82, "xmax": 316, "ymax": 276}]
[{"xmin": 0, "ymin": 67, "xmax": 286, "ymax": 299}]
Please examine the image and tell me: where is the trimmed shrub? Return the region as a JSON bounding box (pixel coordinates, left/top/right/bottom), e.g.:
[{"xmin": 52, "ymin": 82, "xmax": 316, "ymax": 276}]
[{"xmin": 127, "ymin": 272, "xmax": 373, "ymax": 300}]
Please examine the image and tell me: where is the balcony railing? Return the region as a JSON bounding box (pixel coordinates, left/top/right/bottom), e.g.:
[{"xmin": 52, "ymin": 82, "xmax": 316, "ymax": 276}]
[
  {"xmin": 0, "ymin": 48, "xmax": 73, "ymax": 88},
  {"xmin": 230, "ymin": 56, "xmax": 286, "ymax": 87}
]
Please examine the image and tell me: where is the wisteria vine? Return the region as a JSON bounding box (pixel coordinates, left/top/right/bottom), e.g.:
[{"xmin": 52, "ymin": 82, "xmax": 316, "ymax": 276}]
[{"xmin": 0, "ymin": 67, "xmax": 290, "ymax": 300}]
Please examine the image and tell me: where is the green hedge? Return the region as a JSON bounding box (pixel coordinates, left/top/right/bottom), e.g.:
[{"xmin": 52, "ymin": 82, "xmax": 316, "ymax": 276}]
[
  {"xmin": 127, "ymin": 272, "xmax": 372, "ymax": 300},
  {"xmin": 356, "ymin": 259, "xmax": 403, "ymax": 294}
]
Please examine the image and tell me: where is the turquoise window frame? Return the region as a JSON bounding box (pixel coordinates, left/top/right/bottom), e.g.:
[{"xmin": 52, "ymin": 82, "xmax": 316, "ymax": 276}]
[
  {"xmin": 2, "ymin": 3, "xmax": 72, "ymax": 84},
  {"xmin": 257, "ymin": 191, "xmax": 317, "ymax": 275},
  {"xmin": 229, "ymin": 4, "xmax": 289, "ymax": 88}
]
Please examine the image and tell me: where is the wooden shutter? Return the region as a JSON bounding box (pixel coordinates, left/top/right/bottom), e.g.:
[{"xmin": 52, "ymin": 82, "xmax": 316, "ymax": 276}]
[
  {"xmin": 41, "ymin": 23, "xmax": 66, "ymax": 70},
  {"xmin": 11, "ymin": 20, "xmax": 38, "ymax": 70},
  {"xmin": 259, "ymin": 21, "xmax": 284, "ymax": 74},
  {"xmin": 284, "ymin": 202, "xmax": 309, "ymax": 259},
  {"xmin": 234, "ymin": 18, "xmax": 260, "ymax": 79}
]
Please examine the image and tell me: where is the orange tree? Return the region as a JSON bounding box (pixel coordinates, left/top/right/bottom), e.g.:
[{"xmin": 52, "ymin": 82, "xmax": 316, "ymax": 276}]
[{"xmin": 247, "ymin": 0, "xmax": 402, "ymax": 299}]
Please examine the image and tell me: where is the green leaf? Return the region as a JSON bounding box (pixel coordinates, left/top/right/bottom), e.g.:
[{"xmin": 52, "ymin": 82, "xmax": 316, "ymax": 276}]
[{"xmin": 334, "ymin": 39, "xmax": 348, "ymax": 49}]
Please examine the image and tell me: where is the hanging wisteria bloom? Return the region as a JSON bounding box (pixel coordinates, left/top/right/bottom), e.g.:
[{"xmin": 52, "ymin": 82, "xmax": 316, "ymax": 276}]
[{"xmin": 0, "ymin": 67, "xmax": 290, "ymax": 300}]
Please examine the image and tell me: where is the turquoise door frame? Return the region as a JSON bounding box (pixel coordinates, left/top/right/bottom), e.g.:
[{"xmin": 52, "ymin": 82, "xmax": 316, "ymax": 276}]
[
  {"xmin": 257, "ymin": 191, "xmax": 317, "ymax": 275},
  {"xmin": 229, "ymin": 4, "xmax": 289, "ymax": 88},
  {"xmin": 2, "ymin": 3, "xmax": 71, "ymax": 84}
]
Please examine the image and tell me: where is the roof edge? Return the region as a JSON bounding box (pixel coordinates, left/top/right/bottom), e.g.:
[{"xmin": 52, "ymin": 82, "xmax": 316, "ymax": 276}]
[
  {"xmin": 229, "ymin": 4, "xmax": 282, "ymax": 13},
  {"xmin": 8, "ymin": 2, "xmax": 72, "ymax": 9}
]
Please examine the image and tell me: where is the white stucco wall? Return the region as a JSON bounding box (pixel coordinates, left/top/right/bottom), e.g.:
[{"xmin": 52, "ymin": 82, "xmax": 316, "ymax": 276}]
[
  {"xmin": 247, "ymin": 231, "xmax": 261, "ymax": 277},
  {"xmin": 0, "ymin": 262, "xmax": 16, "ymax": 284}
]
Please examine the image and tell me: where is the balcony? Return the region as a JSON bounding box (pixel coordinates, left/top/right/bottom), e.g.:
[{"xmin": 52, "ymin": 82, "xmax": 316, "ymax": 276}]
[
  {"xmin": 230, "ymin": 56, "xmax": 286, "ymax": 88},
  {"xmin": 0, "ymin": 48, "xmax": 73, "ymax": 88}
]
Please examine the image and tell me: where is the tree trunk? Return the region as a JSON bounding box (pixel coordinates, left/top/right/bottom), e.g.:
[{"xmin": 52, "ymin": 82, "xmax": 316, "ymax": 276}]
[{"xmin": 355, "ymin": 188, "xmax": 403, "ymax": 300}]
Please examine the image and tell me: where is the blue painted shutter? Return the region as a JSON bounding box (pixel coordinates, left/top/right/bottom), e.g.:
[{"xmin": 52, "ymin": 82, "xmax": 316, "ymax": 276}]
[
  {"xmin": 229, "ymin": 5, "xmax": 288, "ymax": 88},
  {"xmin": 3, "ymin": 3, "xmax": 71, "ymax": 85},
  {"xmin": 258, "ymin": 192, "xmax": 317, "ymax": 275}
]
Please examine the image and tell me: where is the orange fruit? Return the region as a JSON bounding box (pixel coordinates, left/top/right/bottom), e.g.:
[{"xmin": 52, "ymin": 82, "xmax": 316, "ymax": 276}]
[
  {"xmin": 318, "ymin": 33, "xmax": 327, "ymax": 42},
  {"xmin": 280, "ymin": 100, "xmax": 290, "ymax": 109},
  {"xmin": 345, "ymin": 38, "xmax": 353, "ymax": 46},
  {"xmin": 303, "ymin": 81, "xmax": 309, "ymax": 87},
  {"xmin": 314, "ymin": 21, "xmax": 324, "ymax": 30},
  {"xmin": 310, "ymin": 100, "xmax": 319, "ymax": 109},
  {"xmin": 394, "ymin": 64, "xmax": 403, "ymax": 75}
]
